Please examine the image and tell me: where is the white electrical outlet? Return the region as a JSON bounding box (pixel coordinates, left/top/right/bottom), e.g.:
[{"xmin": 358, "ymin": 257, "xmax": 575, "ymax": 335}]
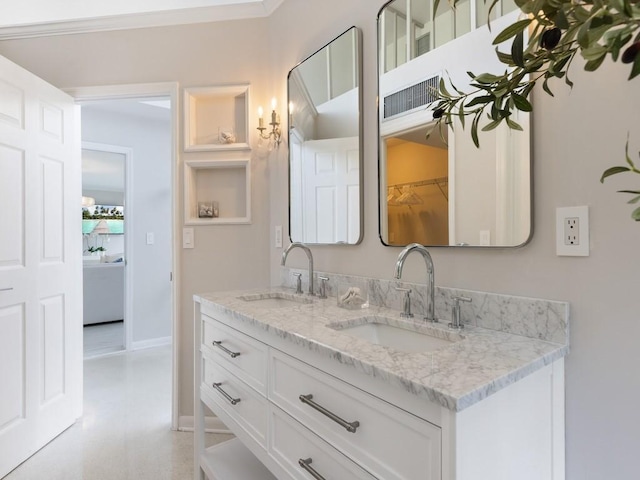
[
  {"xmin": 275, "ymin": 225, "xmax": 283, "ymax": 248},
  {"xmin": 146, "ymin": 232, "xmax": 155, "ymax": 245},
  {"xmin": 556, "ymin": 206, "xmax": 589, "ymax": 256},
  {"xmin": 480, "ymin": 230, "xmax": 491, "ymax": 246}
]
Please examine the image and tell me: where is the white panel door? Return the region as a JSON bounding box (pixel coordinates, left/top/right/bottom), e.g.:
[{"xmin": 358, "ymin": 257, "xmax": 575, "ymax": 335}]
[
  {"xmin": 0, "ymin": 54, "xmax": 82, "ymax": 478},
  {"xmin": 302, "ymin": 137, "xmax": 359, "ymax": 243}
]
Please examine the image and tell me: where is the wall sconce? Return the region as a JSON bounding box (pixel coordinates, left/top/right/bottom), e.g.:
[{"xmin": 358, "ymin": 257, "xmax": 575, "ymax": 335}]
[{"xmin": 257, "ymin": 98, "xmax": 282, "ymax": 150}]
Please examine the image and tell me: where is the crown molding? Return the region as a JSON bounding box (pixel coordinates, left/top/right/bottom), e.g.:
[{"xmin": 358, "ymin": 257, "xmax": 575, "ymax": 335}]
[{"xmin": 0, "ymin": 0, "xmax": 284, "ymax": 40}]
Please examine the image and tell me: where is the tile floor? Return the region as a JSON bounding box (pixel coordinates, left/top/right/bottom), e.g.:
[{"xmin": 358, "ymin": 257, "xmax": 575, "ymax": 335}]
[
  {"xmin": 83, "ymin": 321, "xmax": 125, "ymax": 358},
  {"xmin": 4, "ymin": 345, "xmax": 232, "ymax": 480}
]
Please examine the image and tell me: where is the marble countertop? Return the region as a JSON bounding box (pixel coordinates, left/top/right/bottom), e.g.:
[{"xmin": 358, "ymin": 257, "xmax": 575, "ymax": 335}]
[{"xmin": 195, "ymin": 287, "xmax": 569, "ymax": 412}]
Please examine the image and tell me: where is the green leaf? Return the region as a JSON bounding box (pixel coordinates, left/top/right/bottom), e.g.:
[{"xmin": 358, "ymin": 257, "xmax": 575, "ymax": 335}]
[
  {"xmin": 632, "ymin": 206, "xmax": 640, "ymax": 221},
  {"xmin": 512, "ymin": 93, "xmax": 533, "ymax": 112},
  {"xmin": 495, "ymin": 49, "xmax": 515, "ymax": 65},
  {"xmin": 506, "ymin": 117, "xmax": 524, "ymax": 131},
  {"xmin": 581, "ymin": 45, "xmax": 608, "ymax": 61},
  {"xmin": 465, "ymin": 95, "xmax": 495, "ymax": 108},
  {"xmin": 471, "ymin": 114, "xmax": 481, "ymax": 148},
  {"xmin": 618, "ymin": 190, "xmax": 640, "ymax": 195},
  {"xmin": 600, "ymin": 166, "xmax": 631, "ymax": 182},
  {"xmin": 492, "ymin": 19, "xmax": 533, "ymax": 45},
  {"xmin": 584, "ymin": 55, "xmax": 606, "ymax": 72},
  {"xmin": 629, "ymin": 53, "xmax": 640, "ymax": 80},
  {"xmin": 625, "ymin": 195, "xmax": 640, "ymax": 204},
  {"xmin": 474, "ymin": 73, "xmax": 502, "ymax": 84},
  {"xmin": 542, "ymin": 77, "xmax": 555, "ymax": 97},
  {"xmin": 439, "ymin": 77, "xmax": 452, "ymax": 98},
  {"xmin": 624, "ymin": 138, "xmax": 637, "ymax": 169},
  {"xmin": 482, "ymin": 118, "xmax": 503, "ymax": 131},
  {"xmin": 511, "ymin": 31, "xmax": 525, "ymax": 68}
]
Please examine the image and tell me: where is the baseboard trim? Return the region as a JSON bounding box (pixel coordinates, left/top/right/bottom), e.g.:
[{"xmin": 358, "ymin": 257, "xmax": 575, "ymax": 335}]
[
  {"xmin": 130, "ymin": 336, "xmax": 172, "ymax": 351},
  {"xmin": 178, "ymin": 415, "xmax": 231, "ymax": 434}
]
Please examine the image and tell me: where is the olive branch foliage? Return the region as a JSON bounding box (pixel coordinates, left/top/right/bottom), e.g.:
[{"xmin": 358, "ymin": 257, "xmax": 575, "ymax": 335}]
[{"xmin": 428, "ymin": 0, "xmax": 640, "ymax": 219}]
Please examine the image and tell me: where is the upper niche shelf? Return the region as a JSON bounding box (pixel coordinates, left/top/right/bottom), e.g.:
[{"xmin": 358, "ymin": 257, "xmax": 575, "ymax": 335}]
[{"xmin": 184, "ymin": 84, "xmax": 250, "ymax": 151}]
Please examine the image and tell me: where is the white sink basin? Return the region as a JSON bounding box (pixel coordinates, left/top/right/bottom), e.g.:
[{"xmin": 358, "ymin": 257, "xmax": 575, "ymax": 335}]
[
  {"xmin": 238, "ymin": 292, "xmax": 314, "ymax": 308},
  {"xmin": 329, "ymin": 317, "xmax": 462, "ymax": 353}
]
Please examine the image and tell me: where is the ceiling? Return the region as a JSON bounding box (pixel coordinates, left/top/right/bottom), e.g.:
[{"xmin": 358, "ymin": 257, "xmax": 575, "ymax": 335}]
[{"xmin": 0, "ymin": 0, "xmax": 284, "ymax": 40}]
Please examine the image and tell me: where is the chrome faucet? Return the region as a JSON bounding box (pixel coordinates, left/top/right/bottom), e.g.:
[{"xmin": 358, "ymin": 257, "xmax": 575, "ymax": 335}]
[
  {"xmin": 394, "ymin": 243, "xmax": 436, "ymax": 322},
  {"xmin": 281, "ymin": 242, "xmax": 314, "ymax": 296}
]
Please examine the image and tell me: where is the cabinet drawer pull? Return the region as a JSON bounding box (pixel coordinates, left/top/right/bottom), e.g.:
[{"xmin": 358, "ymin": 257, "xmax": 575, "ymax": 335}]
[
  {"xmin": 299, "ymin": 394, "xmax": 360, "ymax": 433},
  {"xmin": 298, "ymin": 458, "xmax": 326, "ymax": 480},
  {"xmin": 212, "ymin": 340, "xmax": 240, "ymax": 358},
  {"xmin": 212, "ymin": 382, "xmax": 241, "ymax": 405}
]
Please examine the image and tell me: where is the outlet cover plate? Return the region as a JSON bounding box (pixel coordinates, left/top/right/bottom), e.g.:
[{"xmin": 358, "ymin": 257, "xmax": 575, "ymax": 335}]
[{"xmin": 556, "ymin": 206, "xmax": 589, "ymax": 256}]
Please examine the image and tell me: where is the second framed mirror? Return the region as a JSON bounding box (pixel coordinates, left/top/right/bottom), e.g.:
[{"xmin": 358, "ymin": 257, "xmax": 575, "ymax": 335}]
[{"xmin": 288, "ymin": 27, "xmax": 363, "ymax": 245}]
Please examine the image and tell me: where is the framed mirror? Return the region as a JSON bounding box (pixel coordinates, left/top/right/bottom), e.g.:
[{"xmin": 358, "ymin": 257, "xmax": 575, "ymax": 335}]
[
  {"xmin": 377, "ymin": 1, "xmax": 532, "ymax": 247},
  {"xmin": 288, "ymin": 27, "xmax": 363, "ymax": 245}
]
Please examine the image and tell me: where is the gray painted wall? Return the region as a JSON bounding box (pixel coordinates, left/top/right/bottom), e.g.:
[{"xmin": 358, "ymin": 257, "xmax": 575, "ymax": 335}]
[
  {"xmin": 82, "ymin": 105, "xmax": 173, "ymax": 343},
  {"xmin": 1, "ymin": 2, "xmax": 638, "ymax": 478}
]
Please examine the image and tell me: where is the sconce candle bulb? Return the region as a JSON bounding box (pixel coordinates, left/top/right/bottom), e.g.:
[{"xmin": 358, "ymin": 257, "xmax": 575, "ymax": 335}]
[{"xmin": 257, "ymin": 97, "xmax": 282, "ymax": 149}]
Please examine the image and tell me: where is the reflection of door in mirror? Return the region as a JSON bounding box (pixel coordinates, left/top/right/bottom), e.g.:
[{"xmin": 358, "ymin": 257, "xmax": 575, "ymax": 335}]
[
  {"xmin": 378, "ymin": 2, "xmax": 531, "ymax": 247},
  {"xmin": 290, "ymin": 134, "xmax": 360, "ymax": 243},
  {"xmin": 288, "ymin": 26, "xmax": 363, "ymax": 245}
]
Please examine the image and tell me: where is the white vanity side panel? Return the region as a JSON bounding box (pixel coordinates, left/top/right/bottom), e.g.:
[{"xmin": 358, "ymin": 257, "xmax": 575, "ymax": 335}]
[{"xmin": 453, "ymin": 362, "xmax": 560, "ymax": 480}]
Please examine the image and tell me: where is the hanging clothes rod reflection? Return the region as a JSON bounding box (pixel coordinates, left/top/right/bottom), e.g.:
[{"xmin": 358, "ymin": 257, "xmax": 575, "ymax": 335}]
[{"xmin": 389, "ymin": 176, "xmax": 448, "ymax": 201}]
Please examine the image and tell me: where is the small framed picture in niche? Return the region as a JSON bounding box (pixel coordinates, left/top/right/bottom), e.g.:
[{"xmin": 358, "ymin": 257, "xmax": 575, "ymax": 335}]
[{"xmin": 198, "ymin": 201, "xmax": 219, "ymax": 218}]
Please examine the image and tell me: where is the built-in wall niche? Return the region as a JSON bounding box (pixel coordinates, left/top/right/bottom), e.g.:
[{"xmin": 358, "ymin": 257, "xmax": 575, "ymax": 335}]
[
  {"xmin": 184, "ymin": 159, "xmax": 251, "ymax": 225},
  {"xmin": 183, "ymin": 85, "xmax": 250, "ymax": 151}
]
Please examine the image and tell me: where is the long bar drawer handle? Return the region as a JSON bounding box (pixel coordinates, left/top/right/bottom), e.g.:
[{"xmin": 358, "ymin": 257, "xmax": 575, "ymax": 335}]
[
  {"xmin": 0, "ymin": 287, "xmax": 13, "ymax": 292},
  {"xmin": 212, "ymin": 382, "xmax": 241, "ymax": 406},
  {"xmin": 212, "ymin": 340, "xmax": 240, "ymax": 358},
  {"xmin": 298, "ymin": 458, "xmax": 326, "ymax": 480},
  {"xmin": 299, "ymin": 394, "xmax": 360, "ymax": 433}
]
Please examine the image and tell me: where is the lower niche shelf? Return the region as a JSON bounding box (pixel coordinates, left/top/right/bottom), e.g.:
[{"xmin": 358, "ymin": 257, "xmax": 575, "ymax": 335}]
[
  {"xmin": 184, "ymin": 158, "xmax": 251, "ymax": 225},
  {"xmin": 200, "ymin": 438, "xmax": 276, "ymax": 480}
]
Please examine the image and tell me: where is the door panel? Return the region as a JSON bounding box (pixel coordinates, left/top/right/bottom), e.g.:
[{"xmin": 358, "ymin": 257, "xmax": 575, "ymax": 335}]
[
  {"xmin": 0, "ymin": 144, "xmax": 25, "ymax": 267},
  {"xmin": 0, "ymin": 53, "xmax": 81, "ymax": 478},
  {"xmin": 0, "ymin": 304, "xmax": 26, "ymax": 432},
  {"xmin": 41, "ymin": 295, "xmax": 65, "ymax": 404}
]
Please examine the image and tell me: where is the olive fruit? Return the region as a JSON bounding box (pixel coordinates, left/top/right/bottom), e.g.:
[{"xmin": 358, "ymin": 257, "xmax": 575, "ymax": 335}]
[
  {"xmin": 540, "ymin": 28, "xmax": 562, "ymax": 51},
  {"xmin": 621, "ymin": 42, "xmax": 640, "ymax": 64},
  {"xmin": 433, "ymin": 108, "xmax": 445, "ymax": 119}
]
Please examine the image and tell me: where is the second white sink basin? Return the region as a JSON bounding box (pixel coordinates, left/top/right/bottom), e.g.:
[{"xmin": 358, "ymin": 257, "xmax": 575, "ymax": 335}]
[
  {"xmin": 238, "ymin": 292, "xmax": 314, "ymax": 308},
  {"xmin": 329, "ymin": 317, "xmax": 462, "ymax": 353}
]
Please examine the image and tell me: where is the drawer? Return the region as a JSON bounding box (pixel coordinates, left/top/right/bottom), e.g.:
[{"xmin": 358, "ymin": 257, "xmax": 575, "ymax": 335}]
[
  {"xmin": 269, "ymin": 404, "xmax": 376, "ymax": 480},
  {"xmin": 202, "ymin": 313, "xmax": 268, "ymax": 395},
  {"xmin": 269, "ymin": 349, "xmax": 441, "ymax": 480},
  {"xmin": 202, "ymin": 356, "xmax": 268, "ymax": 448}
]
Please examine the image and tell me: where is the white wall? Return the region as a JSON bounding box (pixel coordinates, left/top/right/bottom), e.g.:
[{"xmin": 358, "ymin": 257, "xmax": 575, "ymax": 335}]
[
  {"xmin": 82, "ymin": 106, "xmax": 172, "ymax": 343},
  {"xmin": 1, "ymin": 3, "xmax": 639, "ymax": 478},
  {"xmin": 266, "ymin": 2, "xmax": 640, "ymax": 480},
  {"xmin": 0, "ymin": 18, "xmax": 272, "ymax": 420}
]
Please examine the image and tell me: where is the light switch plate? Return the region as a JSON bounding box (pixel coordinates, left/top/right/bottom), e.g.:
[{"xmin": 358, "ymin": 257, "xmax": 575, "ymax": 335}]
[
  {"xmin": 183, "ymin": 227, "xmax": 194, "ymax": 249},
  {"xmin": 146, "ymin": 232, "xmax": 155, "ymax": 245},
  {"xmin": 556, "ymin": 206, "xmax": 589, "ymax": 256}
]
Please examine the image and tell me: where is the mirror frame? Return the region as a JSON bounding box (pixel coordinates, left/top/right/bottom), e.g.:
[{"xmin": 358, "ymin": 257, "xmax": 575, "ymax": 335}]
[
  {"xmin": 375, "ymin": 2, "xmax": 534, "ymax": 248},
  {"xmin": 287, "ymin": 26, "xmax": 364, "ymax": 246}
]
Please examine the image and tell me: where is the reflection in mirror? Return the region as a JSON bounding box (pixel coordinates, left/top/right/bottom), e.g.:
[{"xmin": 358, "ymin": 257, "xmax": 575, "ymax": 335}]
[
  {"xmin": 378, "ymin": 1, "xmax": 530, "ymax": 247},
  {"xmin": 288, "ymin": 27, "xmax": 363, "ymax": 245}
]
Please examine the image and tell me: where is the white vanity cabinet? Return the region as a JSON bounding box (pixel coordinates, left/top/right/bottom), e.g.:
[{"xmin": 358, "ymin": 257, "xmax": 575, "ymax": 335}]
[{"xmin": 194, "ymin": 298, "xmax": 565, "ymax": 480}]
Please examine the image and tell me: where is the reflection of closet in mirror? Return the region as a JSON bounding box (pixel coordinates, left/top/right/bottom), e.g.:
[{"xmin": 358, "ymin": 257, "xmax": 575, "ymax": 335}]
[{"xmin": 385, "ymin": 130, "xmax": 448, "ymax": 245}]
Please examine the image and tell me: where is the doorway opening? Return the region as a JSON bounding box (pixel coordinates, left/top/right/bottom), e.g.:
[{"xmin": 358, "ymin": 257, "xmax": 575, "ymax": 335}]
[{"xmin": 69, "ymin": 82, "xmax": 181, "ymax": 429}]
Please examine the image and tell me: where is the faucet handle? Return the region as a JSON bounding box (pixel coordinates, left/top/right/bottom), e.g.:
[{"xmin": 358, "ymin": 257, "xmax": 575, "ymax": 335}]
[
  {"xmin": 394, "ymin": 287, "xmax": 413, "ymax": 318},
  {"xmin": 449, "ymin": 296, "xmax": 472, "ymax": 329},
  {"xmin": 292, "ymin": 273, "xmax": 303, "ymax": 294},
  {"xmin": 317, "ymin": 276, "xmax": 329, "ymax": 299}
]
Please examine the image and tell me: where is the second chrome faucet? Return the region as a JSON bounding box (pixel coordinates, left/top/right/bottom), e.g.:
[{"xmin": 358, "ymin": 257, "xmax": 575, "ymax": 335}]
[
  {"xmin": 394, "ymin": 243, "xmax": 436, "ymax": 322},
  {"xmin": 281, "ymin": 242, "xmax": 314, "ymax": 296}
]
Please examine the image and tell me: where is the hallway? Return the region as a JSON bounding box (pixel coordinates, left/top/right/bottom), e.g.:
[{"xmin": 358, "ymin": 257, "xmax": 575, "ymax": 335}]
[{"xmin": 4, "ymin": 346, "xmax": 231, "ymax": 480}]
